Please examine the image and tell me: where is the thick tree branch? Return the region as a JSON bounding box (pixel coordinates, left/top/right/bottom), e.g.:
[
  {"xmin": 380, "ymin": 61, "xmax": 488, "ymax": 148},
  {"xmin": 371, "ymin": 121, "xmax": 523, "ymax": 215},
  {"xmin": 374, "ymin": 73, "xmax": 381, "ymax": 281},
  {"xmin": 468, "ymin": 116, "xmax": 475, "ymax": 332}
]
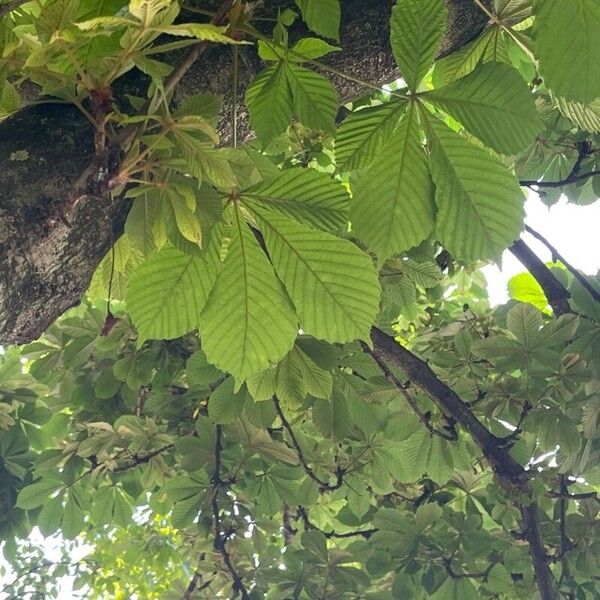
[
  {"xmin": 0, "ymin": 0, "xmax": 491, "ymax": 345},
  {"xmin": 273, "ymin": 396, "xmax": 345, "ymax": 492},
  {"xmin": 0, "ymin": 0, "xmax": 29, "ymax": 19},
  {"xmin": 369, "ymin": 326, "xmax": 557, "ymax": 600},
  {"xmin": 509, "ymin": 239, "xmax": 571, "ymax": 316}
]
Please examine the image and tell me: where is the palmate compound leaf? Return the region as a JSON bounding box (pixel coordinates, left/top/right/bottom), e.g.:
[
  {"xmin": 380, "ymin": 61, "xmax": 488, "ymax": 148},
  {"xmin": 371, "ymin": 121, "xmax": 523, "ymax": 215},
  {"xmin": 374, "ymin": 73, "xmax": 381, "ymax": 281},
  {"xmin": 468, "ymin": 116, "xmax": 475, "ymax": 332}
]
[
  {"xmin": 422, "ymin": 109, "xmax": 525, "ymax": 262},
  {"xmin": 126, "ymin": 241, "xmax": 221, "ymax": 344},
  {"xmin": 198, "ymin": 207, "xmax": 298, "ymax": 386},
  {"xmin": 425, "ymin": 62, "xmax": 540, "ymax": 155},
  {"xmin": 249, "ymin": 207, "xmax": 380, "ymax": 343},
  {"xmin": 240, "ymin": 168, "xmax": 348, "ymax": 233},
  {"xmin": 534, "ymin": 0, "xmax": 600, "ymax": 104},
  {"xmin": 352, "ymin": 103, "xmax": 435, "ymax": 263},
  {"xmin": 390, "ymin": 0, "xmax": 447, "ymax": 91}
]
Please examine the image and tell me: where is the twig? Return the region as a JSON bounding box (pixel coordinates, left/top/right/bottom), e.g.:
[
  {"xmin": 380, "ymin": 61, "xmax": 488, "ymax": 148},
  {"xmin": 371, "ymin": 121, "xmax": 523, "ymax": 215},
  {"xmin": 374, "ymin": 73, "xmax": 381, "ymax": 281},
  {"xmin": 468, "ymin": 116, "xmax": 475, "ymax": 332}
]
[
  {"xmin": 500, "ymin": 401, "xmax": 532, "ymax": 447},
  {"xmin": 113, "ymin": 443, "xmax": 174, "ymax": 472},
  {"xmin": 509, "ymin": 238, "xmax": 571, "ymax": 316},
  {"xmin": 297, "ymin": 506, "xmax": 377, "ymax": 540},
  {"xmin": 361, "ymin": 342, "xmax": 458, "ymax": 441},
  {"xmin": 520, "ymin": 141, "xmax": 598, "ymax": 189},
  {"xmin": 211, "ymin": 425, "xmax": 250, "ymax": 599},
  {"xmin": 282, "ymin": 504, "xmax": 294, "ymax": 546},
  {"xmin": 273, "ymin": 396, "xmax": 345, "ymax": 492},
  {"xmin": 557, "ymin": 475, "xmax": 573, "ymax": 582},
  {"xmin": 525, "ymin": 225, "xmax": 600, "ymax": 305},
  {"xmin": 442, "ymin": 556, "xmax": 498, "ymax": 580},
  {"xmin": 548, "ymin": 491, "xmax": 600, "ymax": 502}
]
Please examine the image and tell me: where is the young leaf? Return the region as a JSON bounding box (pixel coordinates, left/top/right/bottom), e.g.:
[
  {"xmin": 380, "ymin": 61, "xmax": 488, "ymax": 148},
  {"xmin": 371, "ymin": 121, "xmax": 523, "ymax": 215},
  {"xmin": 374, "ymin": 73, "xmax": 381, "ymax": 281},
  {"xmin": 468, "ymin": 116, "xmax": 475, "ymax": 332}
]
[
  {"xmin": 425, "ymin": 62, "xmax": 540, "ymax": 154},
  {"xmin": 198, "ymin": 207, "xmax": 298, "ymax": 385},
  {"xmin": 423, "ymin": 111, "xmax": 525, "ymax": 261},
  {"xmin": 390, "ymin": 0, "xmax": 447, "ymax": 91},
  {"xmin": 352, "ymin": 104, "xmax": 435, "ymax": 262},
  {"xmin": 126, "ymin": 245, "xmax": 220, "ymax": 343},
  {"xmin": 251, "ymin": 208, "xmax": 380, "ymax": 343}
]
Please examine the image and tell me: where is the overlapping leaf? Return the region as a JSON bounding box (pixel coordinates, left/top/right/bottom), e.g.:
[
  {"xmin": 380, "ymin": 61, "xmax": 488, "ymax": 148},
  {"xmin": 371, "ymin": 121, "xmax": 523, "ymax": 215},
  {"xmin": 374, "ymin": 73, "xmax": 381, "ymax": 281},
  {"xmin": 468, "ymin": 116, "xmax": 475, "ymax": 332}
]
[
  {"xmin": 352, "ymin": 104, "xmax": 435, "ymax": 262},
  {"xmin": 251, "ymin": 208, "xmax": 380, "ymax": 343},
  {"xmin": 198, "ymin": 208, "xmax": 298, "ymax": 385},
  {"xmin": 423, "ymin": 111, "xmax": 525, "ymax": 261}
]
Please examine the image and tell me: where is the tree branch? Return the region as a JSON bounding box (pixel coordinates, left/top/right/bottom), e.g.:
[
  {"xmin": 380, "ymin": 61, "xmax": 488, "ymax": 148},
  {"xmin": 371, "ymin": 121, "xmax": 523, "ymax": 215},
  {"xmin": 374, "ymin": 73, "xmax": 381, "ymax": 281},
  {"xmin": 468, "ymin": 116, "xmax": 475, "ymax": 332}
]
[
  {"xmin": 524, "ymin": 225, "xmax": 600, "ymax": 305},
  {"xmin": 509, "ymin": 239, "xmax": 572, "ymax": 316},
  {"xmin": 297, "ymin": 506, "xmax": 377, "ymax": 540},
  {"xmin": 369, "ymin": 326, "xmax": 557, "ymax": 600},
  {"xmin": 361, "ymin": 341, "xmax": 458, "ymax": 441},
  {"xmin": 210, "ymin": 424, "xmax": 250, "ymax": 599},
  {"xmin": 273, "ymin": 396, "xmax": 345, "ymax": 492},
  {"xmin": 441, "ymin": 556, "xmax": 498, "ymax": 580},
  {"xmin": 0, "ymin": 0, "xmax": 29, "ymax": 19}
]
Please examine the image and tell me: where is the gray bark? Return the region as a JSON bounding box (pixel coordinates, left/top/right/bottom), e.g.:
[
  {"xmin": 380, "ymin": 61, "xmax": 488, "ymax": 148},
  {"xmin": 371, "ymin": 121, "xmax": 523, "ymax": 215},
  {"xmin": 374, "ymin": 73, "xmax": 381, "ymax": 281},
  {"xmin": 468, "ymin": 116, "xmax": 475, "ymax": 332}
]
[{"xmin": 0, "ymin": 0, "xmax": 490, "ymax": 345}]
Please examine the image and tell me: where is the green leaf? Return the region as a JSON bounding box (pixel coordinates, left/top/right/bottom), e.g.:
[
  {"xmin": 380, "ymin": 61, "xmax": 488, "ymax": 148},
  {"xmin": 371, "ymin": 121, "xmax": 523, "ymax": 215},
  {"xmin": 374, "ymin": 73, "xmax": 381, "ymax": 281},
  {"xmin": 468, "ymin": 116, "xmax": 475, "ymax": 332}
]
[
  {"xmin": 240, "ymin": 168, "xmax": 348, "ymax": 232},
  {"xmin": 390, "ymin": 0, "xmax": 447, "ymax": 91},
  {"xmin": 506, "ymin": 302, "xmax": 543, "ymax": 349},
  {"xmin": 432, "ymin": 577, "xmax": 478, "ymax": 600},
  {"xmin": 125, "ymin": 191, "xmax": 160, "ymax": 255},
  {"xmin": 352, "ymin": 104, "xmax": 435, "ymax": 262},
  {"xmin": 16, "ymin": 480, "xmax": 62, "ymax": 510},
  {"xmin": 295, "ymin": 0, "xmax": 340, "ymax": 40},
  {"xmin": 335, "ymin": 99, "xmax": 407, "ymax": 171},
  {"xmin": 251, "ymin": 209, "xmax": 380, "ymax": 343},
  {"xmin": 285, "ymin": 63, "xmax": 339, "ymax": 135},
  {"xmin": 246, "ymin": 63, "xmax": 293, "ymax": 144},
  {"xmin": 534, "ymin": 0, "xmax": 600, "ymax": 103},
  {"xmin": 208, "ymin": 378, "xmax": 247, "ymax": 424},
  {"xmin": 425, "ymin": 62, "xmax": 540, "ymax": 154},
  {"xmin": 198, "ymin": 207, "xmax": 298, "ymax": 385},
  {"xmin": 423, "ymin": 111, "xmax": 525, "ymax": 261},
  {"xmin": 507, "ymin": 271, "xmax": 549, "ymax": 311},
  {"xmin": 556, "ymin": 97, "xmax": 600, "ymax": 133},
  {"xmin": 126, "ymin": 245, "xmax": 220, "ymax": 343},
  {"xmin": 37, "ymin": 494, "xmax": 63, "ymax": 536}
]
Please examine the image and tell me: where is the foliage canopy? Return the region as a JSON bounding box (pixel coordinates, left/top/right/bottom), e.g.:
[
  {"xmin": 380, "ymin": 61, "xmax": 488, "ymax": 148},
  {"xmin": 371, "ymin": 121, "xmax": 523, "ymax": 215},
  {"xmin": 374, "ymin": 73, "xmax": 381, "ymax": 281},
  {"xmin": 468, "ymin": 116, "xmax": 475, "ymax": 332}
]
[{"xmin": 1, "ymin": 0, "xmax": 600, "ymax": 598}]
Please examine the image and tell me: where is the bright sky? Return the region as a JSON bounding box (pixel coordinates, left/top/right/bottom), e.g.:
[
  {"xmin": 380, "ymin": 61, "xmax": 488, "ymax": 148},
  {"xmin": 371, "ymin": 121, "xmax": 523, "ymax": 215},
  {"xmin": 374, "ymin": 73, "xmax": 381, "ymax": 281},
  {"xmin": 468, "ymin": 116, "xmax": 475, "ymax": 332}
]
[{"xmin": 483, "ymin": 193, "xmax": 600, "ymax": 305}]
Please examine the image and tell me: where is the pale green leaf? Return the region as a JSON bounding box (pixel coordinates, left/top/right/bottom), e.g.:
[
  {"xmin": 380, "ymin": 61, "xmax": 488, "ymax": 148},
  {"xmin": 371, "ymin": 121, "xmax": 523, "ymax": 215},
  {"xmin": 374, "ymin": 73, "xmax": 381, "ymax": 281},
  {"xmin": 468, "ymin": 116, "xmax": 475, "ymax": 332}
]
[
  {"xmin": 208, "ymin": 378, "xmax": 247, "ymax": 424},
  {"xmin": 534, "ymin": 0, "xmax": 600, "ymax": 103},
  {"xmin": 390, "ymin": 0, "xmax": 447, "ymax": 91},
  {"xmin": 426, "ymin": 62, "xmax": 539, "ymax": 154},
  {"xmin": 126, "ymin": 245, "xmax": 220, "ymax": 343},
  {"xmin": 251, "ymin": 209, "xmax": 380, "ymax": 343},
  {"xmin": 198, "ymin": 208, "xmax": 298, "ymax": 385},
  {"xmin": 556, "ymin": 97, "xmax": 600, "ymax": 133},
  {"xmin": 240, "ymin": 168, "xmax": 348, "ymax": 232},
  {"xmin": 352, "ymin": 104, "xmax": 435, "ymax": 262},
  {"xmin": 295, "ymin": 0, "xmax": 340, "ymax": 40},
  {"xmin": 285, "ymin": 63, "xmax": 339, "ymax": 135},
  {"xmin": 423, "ymin": 112, "xmax": 525, "ymax": 261},
  {"xmin": 506, "ymin": 302, "xmax": 543, "ymax": 349},
  {"xmin": 245, "ymin": 63, "xmax": 293, "ymax": 144},
  {"xmin": 335, "ymin": 99, "xmax": 407, "ymax": 171}
]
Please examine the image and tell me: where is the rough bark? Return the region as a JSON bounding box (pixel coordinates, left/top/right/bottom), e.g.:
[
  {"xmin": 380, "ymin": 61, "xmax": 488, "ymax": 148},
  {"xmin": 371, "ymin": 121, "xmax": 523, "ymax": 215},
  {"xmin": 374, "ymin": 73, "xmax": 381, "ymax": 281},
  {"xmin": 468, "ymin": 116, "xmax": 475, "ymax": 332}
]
[{"xmin": 0, "ymin": 0, "xmax": 491, "ymax": 345}]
